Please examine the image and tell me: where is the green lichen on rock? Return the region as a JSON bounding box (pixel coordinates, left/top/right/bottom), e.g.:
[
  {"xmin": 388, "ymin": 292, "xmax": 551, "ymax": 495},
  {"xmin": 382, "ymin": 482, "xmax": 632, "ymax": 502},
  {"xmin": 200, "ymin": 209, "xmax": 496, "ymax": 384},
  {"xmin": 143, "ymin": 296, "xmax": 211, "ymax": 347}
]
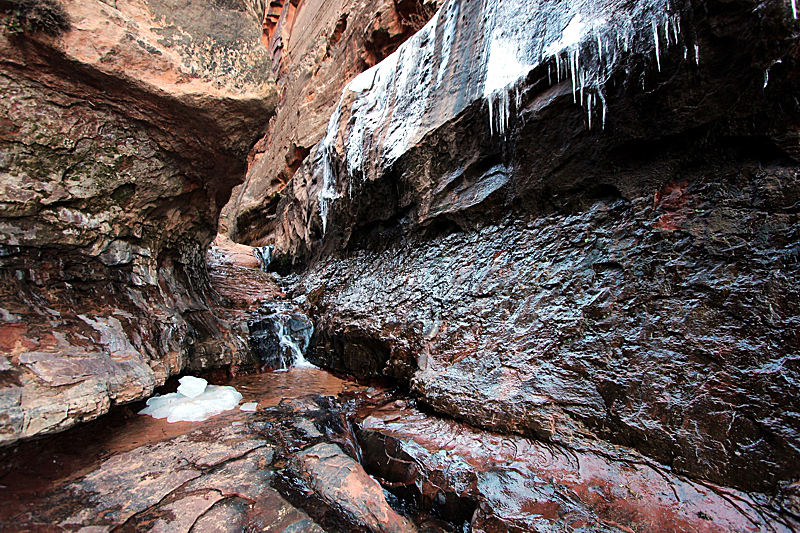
[{"xmin": 2, "ymin": 0, "xmax": 70, "ymax": 36}]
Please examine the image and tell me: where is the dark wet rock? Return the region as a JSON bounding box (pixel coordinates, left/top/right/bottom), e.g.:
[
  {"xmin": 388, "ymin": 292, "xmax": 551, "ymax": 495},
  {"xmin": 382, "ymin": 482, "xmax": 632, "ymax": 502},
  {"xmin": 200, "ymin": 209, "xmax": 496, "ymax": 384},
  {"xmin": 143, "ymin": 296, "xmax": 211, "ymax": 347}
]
[
  {"xmin": 249, "ymin": 302, "xmax": 315, "ymax": 369},
  {"xmin": 255, "ymin": 0, "xmax": 800, "ymax": 496},
  {"xmin": 240, "ymin": 489, "xmax": 326, "ymax": 533},
  {"xmin": 358, "ymin": 403, "xmax": 799, "ymax": 533},
  {"xmin": 289, "ymin": 442, "xmax": 416, "ymax": 533},
  {"xmin": 59, "ymin": 425, "xmax": 268, "ymax": 528},
  {"xmin": 202, "ymin": 238, "xmax": 286, "ymax": 374},
  {"xmin": 0, "ymin": 369, "xmax": 369, "ymax": 532},
  {"xmin": 298, "ymin": 168, "xmax": 800, "ymax": 494}
]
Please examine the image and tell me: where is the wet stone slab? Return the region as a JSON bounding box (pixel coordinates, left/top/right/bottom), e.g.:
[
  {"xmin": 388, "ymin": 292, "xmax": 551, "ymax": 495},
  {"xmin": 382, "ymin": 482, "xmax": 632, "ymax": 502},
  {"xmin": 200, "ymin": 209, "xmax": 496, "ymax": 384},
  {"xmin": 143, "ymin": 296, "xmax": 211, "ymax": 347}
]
[
  {"xmin": 357, "ymin": 403, "xmax": 800, "ymax": 533},
  {"xmin": 0, "ymin": 368, "xmax": 367, "ymax": 533}
]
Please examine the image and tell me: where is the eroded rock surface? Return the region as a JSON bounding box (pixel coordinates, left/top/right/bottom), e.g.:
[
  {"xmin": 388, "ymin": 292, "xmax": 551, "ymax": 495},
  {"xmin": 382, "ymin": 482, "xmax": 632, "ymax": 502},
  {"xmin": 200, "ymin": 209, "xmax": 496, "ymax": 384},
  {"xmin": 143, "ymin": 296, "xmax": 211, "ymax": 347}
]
[
  {"xmin": 299, "ymin": 167, "xmax": 800, "ymax": 494},
  {"xmin": 359, "ymin": 403, "xmax": 799, "ymax": 533},
  {"xmin": 2, "ymin": 366, "xmax": 796, "ymax": 532},
  {"xmin": 221, "ymin": 0, "xmax": 441, "ymax": 244},
  {"xmin": 0, "ymin": 0, "xmax": 277, "ymax": 444},
  {"xmin": 260, "ymin": 0, "xmax": 799, "ymax": 500},
  {"xmin": 290, "ymin": 443, "xmax": 416, "ymax": 533},
  {"xmin": 0, "ymin": 368, "xmax": 394, "ymax": 533}
]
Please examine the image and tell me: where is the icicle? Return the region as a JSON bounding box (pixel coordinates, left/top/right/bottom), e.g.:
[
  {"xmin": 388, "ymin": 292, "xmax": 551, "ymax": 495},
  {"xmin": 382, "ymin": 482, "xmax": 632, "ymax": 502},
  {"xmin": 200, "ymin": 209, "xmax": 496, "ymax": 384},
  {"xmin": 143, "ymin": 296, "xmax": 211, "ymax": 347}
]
[
  {"xmin": 598, "ymin": 90, "xmax": 607, "ymax": 130},
  {"xmin": 597, "ymin": 32, "xmax": 603, "ymax": 63},
  {"xmin": 672, "ymin": 16, "xmax": 680, "ymax": 44},
  {"xmin": 556, "ymin": 53, "xmax": 561, "ymax": 82},
  {"xmin": 694, "ymin": 43, "xmax": 700, "ymax": 64},
  {"xmin": 488, "ymin": 96, "xmax": 494, "ymax": 136},
  {"xmin": 570, "ymin": 49, "xmax": 578, "ymax": 103},
  {"xmin": 587, "ymin": 92, "xmax": 593, "ymax": 130},
  {"xmin": 793, "ymin": 0, "xmax": 798, "ymax": 19},
  {"xmin": 317, "ymin": 99, "xmax": 344, "ymax": 236},
  {"xmin": 652, "ymin": 20, "xmax": 661, "ymax": 71}
]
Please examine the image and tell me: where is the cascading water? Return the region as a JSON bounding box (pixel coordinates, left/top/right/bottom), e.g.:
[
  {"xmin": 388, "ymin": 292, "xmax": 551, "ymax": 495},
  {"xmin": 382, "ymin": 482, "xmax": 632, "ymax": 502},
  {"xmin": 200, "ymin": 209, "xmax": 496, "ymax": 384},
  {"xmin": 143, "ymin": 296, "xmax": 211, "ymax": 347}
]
[
  {"xmin": 249, "ymin": 302, "xmax": 315, "ymax": 370},
  {"xmin": 253, "ymin": 245, "xmax": 273, "ymax": 272}
]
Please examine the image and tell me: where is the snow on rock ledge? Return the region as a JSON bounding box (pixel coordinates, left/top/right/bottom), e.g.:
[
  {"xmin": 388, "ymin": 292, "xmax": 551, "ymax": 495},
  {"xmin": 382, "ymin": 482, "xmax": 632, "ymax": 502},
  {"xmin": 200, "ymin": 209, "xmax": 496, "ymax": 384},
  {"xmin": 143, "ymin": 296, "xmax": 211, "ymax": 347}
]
[{"xmin": 273, "ymin": 0, "xmax": 800, "ymax": 265}]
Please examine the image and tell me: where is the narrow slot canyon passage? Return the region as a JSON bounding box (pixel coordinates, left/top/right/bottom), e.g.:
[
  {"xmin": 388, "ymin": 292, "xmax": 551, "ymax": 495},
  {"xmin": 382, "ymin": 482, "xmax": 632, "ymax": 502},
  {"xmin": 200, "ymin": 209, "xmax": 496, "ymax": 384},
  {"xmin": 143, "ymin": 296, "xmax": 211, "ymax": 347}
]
[{"xmin": 1, "ymin": 0, "xmax": 799, "ymax": 531}]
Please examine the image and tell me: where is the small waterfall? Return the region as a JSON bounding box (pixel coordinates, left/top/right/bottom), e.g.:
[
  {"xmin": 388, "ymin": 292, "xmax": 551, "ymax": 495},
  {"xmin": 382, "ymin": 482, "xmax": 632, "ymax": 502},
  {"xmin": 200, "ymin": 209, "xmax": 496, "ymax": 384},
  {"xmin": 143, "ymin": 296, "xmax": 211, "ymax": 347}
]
[
  {"xmin": 253, "ymin": 245, "xmax": 273, "ymax": 272},
  {"xmin": 249, "ymin": 302, "xmax": 315, "ymax": 370}
]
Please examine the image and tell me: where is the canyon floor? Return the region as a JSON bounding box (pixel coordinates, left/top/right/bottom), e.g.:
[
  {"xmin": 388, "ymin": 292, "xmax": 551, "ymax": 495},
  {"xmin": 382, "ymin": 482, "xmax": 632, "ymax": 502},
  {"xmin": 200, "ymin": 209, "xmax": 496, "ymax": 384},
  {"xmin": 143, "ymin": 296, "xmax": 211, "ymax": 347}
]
[{"xmin": 0, "ymin": 244, "xmax": 795, "ymax": 533}]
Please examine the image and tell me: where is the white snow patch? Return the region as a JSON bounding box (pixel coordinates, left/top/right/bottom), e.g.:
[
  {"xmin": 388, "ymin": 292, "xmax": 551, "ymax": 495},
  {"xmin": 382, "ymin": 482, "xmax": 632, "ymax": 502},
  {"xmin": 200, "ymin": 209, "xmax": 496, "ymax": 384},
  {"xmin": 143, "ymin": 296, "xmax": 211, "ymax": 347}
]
[
  {"xmin": 139, "ymin": 381, "xmax": 242, "ymax": 423},
  {"xmin": 544, "ymin": 14, "xmax": 587, "ymax": 57},
  {"xmin": 483, "ymin": 38, "xmax": 532, "ymax": 97}
]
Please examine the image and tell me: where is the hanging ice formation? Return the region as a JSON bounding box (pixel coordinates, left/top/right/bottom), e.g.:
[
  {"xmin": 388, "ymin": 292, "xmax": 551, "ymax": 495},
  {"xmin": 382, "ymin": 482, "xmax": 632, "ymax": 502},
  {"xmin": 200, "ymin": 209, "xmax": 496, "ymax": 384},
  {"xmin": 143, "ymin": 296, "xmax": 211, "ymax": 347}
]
[
  {"xmin": 314, "ymin": 4, "xmax": 447, "ymax": 234},
  {"xmin": 481, "ymin": 1, "xmax": 696, "ymax": 136},
  {"xmin": 312, "ymin": 0, "xmax": 798, "ymax": 235}
]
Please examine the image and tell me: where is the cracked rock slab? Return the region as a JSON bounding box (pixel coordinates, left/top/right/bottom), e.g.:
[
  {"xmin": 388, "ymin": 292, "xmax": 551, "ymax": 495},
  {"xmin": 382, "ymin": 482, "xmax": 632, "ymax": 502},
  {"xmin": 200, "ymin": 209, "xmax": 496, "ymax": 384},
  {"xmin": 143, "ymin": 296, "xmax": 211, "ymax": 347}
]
[
  {"xmin": 56, "ymin": 425, "xmax": 268, "ymax": 529},
  {"xmin": 290, "ymin": 443, "xmax": 415, "ymax": 533}
]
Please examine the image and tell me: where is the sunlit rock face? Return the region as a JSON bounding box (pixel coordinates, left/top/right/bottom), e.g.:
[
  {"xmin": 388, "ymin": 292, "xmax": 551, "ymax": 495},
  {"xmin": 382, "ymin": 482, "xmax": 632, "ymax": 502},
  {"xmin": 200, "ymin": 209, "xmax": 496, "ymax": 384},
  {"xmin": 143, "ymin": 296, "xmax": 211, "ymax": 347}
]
[
  {"xmin": 268, "ymin": 0, "xmax": 800, "ymax": 493},
  {"xmin": 0, "ymin": 0, "xmax": 277, "ymax": 444}
]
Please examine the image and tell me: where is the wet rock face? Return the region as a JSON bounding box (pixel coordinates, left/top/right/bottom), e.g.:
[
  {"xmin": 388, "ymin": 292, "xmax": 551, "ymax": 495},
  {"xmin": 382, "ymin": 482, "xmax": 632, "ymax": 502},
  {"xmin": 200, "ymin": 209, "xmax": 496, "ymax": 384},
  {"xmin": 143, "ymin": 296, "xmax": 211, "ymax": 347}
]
[
  {"xmin": 3, "ymin": 366, "xmax": 796, "ymax": 532},
  {"xmin": 269, "ymin": 0, "xmax": 800, "ymax": 267},
  {"xmin": 358, "ymin": 403, "xmax": 799, "ymax": 533},
  {"xmin": 0, "ymin": 369, "xmax": 382, "ymax": 533},
  {"xmin": 300, "ymin": 166, "xmax": 800, "ymax": 493},
  {"xmin": 248, "ymin": 302, "xmax": 314, "ymax": 369},
  {"xmin": 267, "ymin": 0, "xmax": 800, "ymax": 494},
  {"xmin": 0, "ymin": 0, "xmax": 277, "ymax": 444},
  {"xmin": 289, "ymin": 442, "xmax": 416, "ymax": 533}
]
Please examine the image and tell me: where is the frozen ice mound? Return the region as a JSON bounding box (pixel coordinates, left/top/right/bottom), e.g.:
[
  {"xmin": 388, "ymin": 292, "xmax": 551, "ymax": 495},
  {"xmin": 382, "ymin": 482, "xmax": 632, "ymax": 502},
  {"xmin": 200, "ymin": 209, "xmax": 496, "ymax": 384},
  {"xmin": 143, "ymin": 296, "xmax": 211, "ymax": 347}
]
[
  {"xmin": 177, "ymin": 375, "xmax": 208, "ymax": 398},
  {"xmin": 139, "ymin": 378, "xmax": 243, "ymax": 423}
]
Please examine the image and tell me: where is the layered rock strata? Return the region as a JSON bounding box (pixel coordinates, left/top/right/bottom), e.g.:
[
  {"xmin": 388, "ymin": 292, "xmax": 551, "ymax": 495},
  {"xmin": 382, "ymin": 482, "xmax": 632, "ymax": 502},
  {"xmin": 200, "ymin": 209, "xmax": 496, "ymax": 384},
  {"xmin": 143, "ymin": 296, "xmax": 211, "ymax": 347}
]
[
  {"xmin": 0, "ymin": 0, "xmax": 277, "ymax": 444},
  {"xmin": 264, "ymin": 0, "xmax": 800, "ymax": 497},
  {"xmin": 221, "ymin": 0, "xmax": 442, "ymax": 244}
]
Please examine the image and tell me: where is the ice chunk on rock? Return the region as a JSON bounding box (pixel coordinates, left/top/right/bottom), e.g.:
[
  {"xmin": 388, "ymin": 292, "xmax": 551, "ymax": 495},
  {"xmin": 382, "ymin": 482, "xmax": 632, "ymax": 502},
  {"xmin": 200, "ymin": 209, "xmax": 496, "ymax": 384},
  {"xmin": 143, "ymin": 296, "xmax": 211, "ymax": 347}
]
[
  {"xmin": 239, "ymin": 402, "xmax": 258, "ymax": 412},
  {"xmin": 177, "ymin": 375, "xmax": 208, "ymax": 398},
  {"xmin": 138, "ymin": 384, "xmax": 243, "ymax": 423}
]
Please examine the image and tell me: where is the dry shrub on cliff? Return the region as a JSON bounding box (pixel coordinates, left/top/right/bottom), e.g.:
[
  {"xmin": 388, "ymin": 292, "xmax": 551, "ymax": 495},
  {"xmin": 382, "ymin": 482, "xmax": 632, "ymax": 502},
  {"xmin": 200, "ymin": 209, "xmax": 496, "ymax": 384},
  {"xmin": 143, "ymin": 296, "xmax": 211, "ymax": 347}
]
[
  {"xmin": 2, "ymin": 0, "xmax": 69, "ymax": 36},
  {"xmin": 401, "ymin": 0, "xmax": 438, "ymax": 32}
]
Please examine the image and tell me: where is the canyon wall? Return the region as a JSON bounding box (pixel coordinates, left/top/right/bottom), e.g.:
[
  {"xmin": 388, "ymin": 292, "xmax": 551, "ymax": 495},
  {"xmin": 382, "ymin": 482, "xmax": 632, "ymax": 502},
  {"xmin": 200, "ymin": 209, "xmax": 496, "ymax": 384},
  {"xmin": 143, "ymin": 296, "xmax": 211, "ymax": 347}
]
[
  {"xmin": 0, "ymin": 0, "xmax": 276, "ymax": 444},
  {"xmin": 262, "ymin": 0, "xmax": 800, "ymax": 497},
  {"xmin": 221, "ymin": 0, "xmax": 442, "ymax": 244}
]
